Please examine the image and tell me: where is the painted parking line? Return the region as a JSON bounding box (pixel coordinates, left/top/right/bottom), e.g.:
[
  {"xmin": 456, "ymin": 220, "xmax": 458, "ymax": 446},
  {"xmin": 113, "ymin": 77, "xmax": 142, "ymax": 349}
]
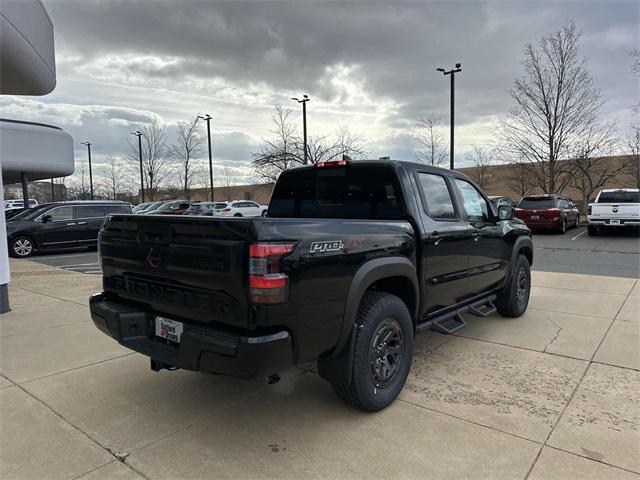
[{"xmin": 571, "ymin": 230, "xmax": 587, "ymax": 241}]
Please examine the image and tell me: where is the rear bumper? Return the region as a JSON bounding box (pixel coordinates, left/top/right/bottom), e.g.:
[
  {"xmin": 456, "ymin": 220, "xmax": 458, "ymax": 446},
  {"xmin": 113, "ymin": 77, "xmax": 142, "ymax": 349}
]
[
  {"xmin": 89, "ymin": 293, "xmax": 294, "ymax": 378},
  {"xmin": 517, "ymin": 220, "xmax": 561, "ymax": 229},
  {"xmin": 588, "ymin": 218, "xmax": 640, "ymax": 227}
]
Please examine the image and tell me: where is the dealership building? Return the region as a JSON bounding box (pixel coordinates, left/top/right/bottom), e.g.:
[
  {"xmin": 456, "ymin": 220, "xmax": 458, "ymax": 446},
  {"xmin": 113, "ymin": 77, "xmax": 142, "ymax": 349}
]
[{"xmin": 0, "ymin": 0, "xmax": 74, "ymax": 312}]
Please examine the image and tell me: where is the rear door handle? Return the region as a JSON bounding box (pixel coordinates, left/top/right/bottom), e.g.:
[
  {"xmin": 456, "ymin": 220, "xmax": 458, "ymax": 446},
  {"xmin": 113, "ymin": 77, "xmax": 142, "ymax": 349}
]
[
  {"xmin": 77, "ymin": 221, "xmax": 88, "ymax": 225},
  {"xmin": 65, "ymin": 222, "xmax": 76, "ymax": 226}
]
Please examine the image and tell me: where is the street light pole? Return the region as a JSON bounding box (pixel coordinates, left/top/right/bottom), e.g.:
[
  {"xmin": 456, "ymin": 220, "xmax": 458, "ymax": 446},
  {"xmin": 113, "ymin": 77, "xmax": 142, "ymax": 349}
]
[
  {"xmin": 436, "ymin": 63, "xmax": 462, "ymax": 170},
  {"xmin": 131, "ymin": 131, "xmax": 145, "ymax": 203},
  {"xmin": 291, "ymin": 95, "xmax": 310, "ymax": 164},
  {"xmin": 81, "ymin": 141, "xmax": 94, "ymax": 200},
  {"xmin": 198, "ymin": 114, "xmax": 214, "ymax": 202}
]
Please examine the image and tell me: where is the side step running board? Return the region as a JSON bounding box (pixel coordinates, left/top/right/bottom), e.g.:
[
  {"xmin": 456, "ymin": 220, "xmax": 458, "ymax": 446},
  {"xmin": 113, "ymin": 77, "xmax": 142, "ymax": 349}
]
[
  {"xmin": 431, "ymin": 313, "xmax": 466, "ymax": 334},
  {"xmin": 468, "ymin": 300, "xmax": 497, "ymax": 317},
  {"xmin": 415, "ymin": 295, "xmax": 497, "ymax": 335}
]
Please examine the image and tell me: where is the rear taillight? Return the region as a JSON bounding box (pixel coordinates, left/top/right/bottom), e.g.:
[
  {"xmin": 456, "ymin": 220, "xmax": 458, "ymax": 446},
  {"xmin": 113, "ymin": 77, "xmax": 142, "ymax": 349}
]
[
  {"xmin": 587, "ymin": 205, "xmax": 592, "ymax": 215},
  {"xmin": 223, "ymin": 207, "xmax": 232, "ymax": 212},
  {"xmin": 249, "ymin": 243, "xmax": 294, "ymax": 305}
]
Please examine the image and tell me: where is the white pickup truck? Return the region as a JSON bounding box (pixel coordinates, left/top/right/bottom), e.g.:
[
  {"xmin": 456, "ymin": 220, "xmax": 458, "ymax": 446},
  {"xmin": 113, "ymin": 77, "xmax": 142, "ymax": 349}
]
[{"xmin": 587, "ymin": 188, "xmax": 640, "ymax": 236}]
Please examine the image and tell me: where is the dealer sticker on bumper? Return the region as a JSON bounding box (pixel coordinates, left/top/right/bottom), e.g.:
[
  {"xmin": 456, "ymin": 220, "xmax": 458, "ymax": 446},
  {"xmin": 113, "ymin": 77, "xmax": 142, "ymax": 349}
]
[{"xmin": 155, "ymin": 317, "xmax": 183, "ymax": 343}]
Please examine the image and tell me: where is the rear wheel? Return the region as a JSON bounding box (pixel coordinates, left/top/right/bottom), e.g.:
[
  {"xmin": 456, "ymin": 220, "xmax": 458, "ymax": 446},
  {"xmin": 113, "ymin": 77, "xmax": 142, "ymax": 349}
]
[
  {"xmin": 574, "ymin": 215, "xmax": 579, "ymax": 229},
  {"xmin": 10, "ymin": 236, "xmax": 35, "ymax": 258},
  {"xmin": 559, "ymin": 218, "xmax": 567, "ymax": 234},
  {"xmin": 331, "ymin": 292, "xmax": 413, "ymax": 412},
  {"xmin": 496, "ymin": 254, "xmax": 530, "ymax": 317},
  {"xmin": 233, "ymin": 213, "xmax": 242, "ymax": 217}
]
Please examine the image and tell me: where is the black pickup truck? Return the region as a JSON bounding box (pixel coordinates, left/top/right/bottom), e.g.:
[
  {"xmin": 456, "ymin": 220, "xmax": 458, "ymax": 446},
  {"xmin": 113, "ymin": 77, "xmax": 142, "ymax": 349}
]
[{"xmin": 90, "ymin": 160, "xmax": 532, "ymax": 411}]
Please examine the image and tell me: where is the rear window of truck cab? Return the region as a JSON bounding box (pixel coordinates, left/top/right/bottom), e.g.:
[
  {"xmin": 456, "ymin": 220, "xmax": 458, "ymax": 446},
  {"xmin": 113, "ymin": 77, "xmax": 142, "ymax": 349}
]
[
  {"xmin": 597, "ymin": 191, "xmax": 639, "ymax": 203},
  {"xmin": 269, "ymin": 164, "xmax": 406, "ymax": 219}
]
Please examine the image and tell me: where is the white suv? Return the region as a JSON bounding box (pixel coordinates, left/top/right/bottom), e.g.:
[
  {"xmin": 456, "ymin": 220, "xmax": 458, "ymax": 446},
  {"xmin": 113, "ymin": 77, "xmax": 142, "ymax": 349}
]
[{"xmin": 213, "ymin": 200, "xmax": 268, "ymax": 217}]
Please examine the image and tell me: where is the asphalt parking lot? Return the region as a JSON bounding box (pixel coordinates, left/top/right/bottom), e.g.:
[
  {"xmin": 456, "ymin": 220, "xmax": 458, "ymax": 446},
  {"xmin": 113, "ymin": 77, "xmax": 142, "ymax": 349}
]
[
  {"xmin": 1, "ymin": 256, "xmax": 639, "ymax": 479},
  {"xmin": 29, "ymin": 227, "xmax": 640, "ymax": 278}
]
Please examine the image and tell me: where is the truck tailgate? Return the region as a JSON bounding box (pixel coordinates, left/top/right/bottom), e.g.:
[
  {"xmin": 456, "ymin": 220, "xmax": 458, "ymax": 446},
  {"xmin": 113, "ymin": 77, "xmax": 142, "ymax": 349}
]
[
  {"xmin": 99, "ymin": 214, "xmax": 253, "ymax": 328},
  {"xmin": 591, "ymin": 203, "xmax": 639, "ymax": 220}
]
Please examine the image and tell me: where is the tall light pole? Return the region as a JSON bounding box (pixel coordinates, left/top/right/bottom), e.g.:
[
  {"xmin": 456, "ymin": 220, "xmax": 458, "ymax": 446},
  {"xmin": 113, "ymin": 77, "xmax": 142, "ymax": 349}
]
[
  {"xmin": 198, "ymin": 114, "xmax": 214, "ymax": 202},
  {"xmin": 131, "ymin": 131, "xmax": 145, "ymax": 203},
  {"xmin": 291, "ymin": 95, "xmax": 310, "ymax": 164},
  {"xmin": 436, "ymin": 63, "xmax": 462, "ymax": 170},
  {"xmin": 80, "ymin": 141, "xmax": 94, "ymax": 200}
]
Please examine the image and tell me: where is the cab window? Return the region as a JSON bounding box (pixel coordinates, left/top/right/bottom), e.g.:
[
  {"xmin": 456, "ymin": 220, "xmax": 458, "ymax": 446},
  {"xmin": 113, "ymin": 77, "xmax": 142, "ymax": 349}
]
[
  {"xmin": 454, "ymin": 179, "xmax": 491, "ymax": 222},
  {"xmin": 417, "ymin": 173, "xmax": 457, "ymax": 220}
]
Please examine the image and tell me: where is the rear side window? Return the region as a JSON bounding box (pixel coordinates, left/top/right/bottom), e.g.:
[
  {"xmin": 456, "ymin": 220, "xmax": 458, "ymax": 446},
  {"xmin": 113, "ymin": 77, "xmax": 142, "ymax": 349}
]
[
  {"xmin": 598, "ymin": 191, "xmax": 639, "ymax": 203},
  {"xmin": 417, "ymin": 173, "xmax": 456, "ymax": 220},
  {"xmin": 518, "ymin": 197, "xmax": 556, "ymax": 209},
  {"xmin": 105, "ymin": 205, "xmax": 132, "ymax": 214},
  {"xmin": 75, "ymin": 205, "xmax": 106, "ymax": 218},
  {"xmin": 269, "ymin": 165, "xmax": 406, "ymax": 219}
]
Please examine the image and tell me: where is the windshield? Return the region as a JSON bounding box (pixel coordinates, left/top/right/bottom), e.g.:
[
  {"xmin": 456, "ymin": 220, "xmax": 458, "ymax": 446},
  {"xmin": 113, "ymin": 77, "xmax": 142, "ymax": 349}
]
[
  {"xmin": 598, "ymin": 191, "xmax": 639, "ymax": 203},
  {"xmin": 518, "ymin": 197, "xmax": 556, "ymax": 209},
  {"xmin": 269, "ymin": 165, "xmax": 406, "ymax": 219}
]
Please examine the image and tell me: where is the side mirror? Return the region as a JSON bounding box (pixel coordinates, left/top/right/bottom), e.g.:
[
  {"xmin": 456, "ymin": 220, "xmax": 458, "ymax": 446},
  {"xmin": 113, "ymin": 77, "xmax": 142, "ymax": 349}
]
[
  {"xmin": 41, "ymin": 214, "xmax": 52, "ymax": 223},
  {"xmin": 498, "ymin": 205, "xmax": 514, "ymax": 221}
]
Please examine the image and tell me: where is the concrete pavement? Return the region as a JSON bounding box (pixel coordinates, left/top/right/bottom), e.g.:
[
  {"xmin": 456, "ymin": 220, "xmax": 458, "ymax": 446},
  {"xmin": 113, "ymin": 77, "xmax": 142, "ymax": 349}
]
[{"xmin": 1, "ymin": 260, "xmax": 638, "ymax": 479}]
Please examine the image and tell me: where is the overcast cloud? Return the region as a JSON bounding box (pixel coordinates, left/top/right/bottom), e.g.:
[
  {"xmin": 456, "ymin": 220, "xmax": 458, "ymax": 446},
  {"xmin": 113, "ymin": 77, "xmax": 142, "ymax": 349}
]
[{"xmin": 2, "ymin": 0, "xmax": 638, "ymax": 185}]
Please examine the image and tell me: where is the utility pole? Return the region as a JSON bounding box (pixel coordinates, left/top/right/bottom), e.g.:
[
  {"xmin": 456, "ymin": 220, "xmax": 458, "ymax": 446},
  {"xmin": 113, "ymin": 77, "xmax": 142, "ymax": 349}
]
[
  {"xmin": 291, "ymin": 95, "xmax": 310, "ymax": 164},
  {"xmin": 436, "ymin": 63, "xmax": 462, "ymax": 169},
  {"xmin": 50, "ymin": 178, "xmax": 55, "ymax": 201},
  {"xmin": 81, "ymin": 141, "xmax": 94, "ymax": 200},
  {"xmin": 198, "ymin": 114, "xmax": 214, "ymax": 201},
  {"xmin": 131, "ymin": 131, "xmax": 145, "ymax": 203}
]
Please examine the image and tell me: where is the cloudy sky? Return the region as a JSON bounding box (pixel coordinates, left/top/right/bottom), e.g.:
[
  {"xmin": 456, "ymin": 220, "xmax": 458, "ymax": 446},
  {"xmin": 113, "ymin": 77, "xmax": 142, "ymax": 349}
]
[{"xmin": 2, "ymin": 0, "xmax": 638, "ymax": 186}]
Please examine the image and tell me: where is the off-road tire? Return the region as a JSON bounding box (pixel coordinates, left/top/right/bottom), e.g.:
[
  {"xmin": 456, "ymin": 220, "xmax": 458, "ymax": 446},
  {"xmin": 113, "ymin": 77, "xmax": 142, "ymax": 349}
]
[
  {"xmin": 332, "ymin": 291, "xmax": 413, "ymax": 412},
  {"xmin": 9, "ymin": 236, "xmax": 35, "ymax": 258},
  {"xmin": 495, "ymin": 254, "xmax": 530, "ymax": 317}
]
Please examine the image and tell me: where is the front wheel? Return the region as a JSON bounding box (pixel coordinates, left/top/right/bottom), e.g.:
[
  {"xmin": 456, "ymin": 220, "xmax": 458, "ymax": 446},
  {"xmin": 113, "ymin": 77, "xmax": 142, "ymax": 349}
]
[
  {"xmin": 496, "ymin": 254, "xmax": 531, "ymax": 317},
  {"xmin": 331, "ymin": 292, "xmax": 413, "ymax": 412},
  {"xmin": 10, "ymin": 236, "xmax": 35, "ymax": 258}
]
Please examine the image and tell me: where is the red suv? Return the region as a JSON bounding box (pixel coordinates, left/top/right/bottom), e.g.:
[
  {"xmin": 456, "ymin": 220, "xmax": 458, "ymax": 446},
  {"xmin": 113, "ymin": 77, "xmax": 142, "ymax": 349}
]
[{"xmin": 515, "ymin": 195, "xmax": 579, "ymax": 233}]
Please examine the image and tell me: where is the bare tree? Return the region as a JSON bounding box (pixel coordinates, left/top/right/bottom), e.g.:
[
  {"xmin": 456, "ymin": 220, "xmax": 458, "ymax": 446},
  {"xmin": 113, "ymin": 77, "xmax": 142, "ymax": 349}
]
[
  {"xmin": 624, "ymin": 126, "xmax": 640, "ymax": 188},
  {"xmin": 129, "ymin": 119, "xmax": 171, "ymax": 200},
  {"xmin": 101, "ymin": 155, "xmax": 128, "ymax": 200},
  {"xmin": 218, "ymin": 167, "xmax": 234, "ymax": 201},
  {"xmin": 503, "ymin": 158, "xmax": 537, "ymax": 197},
  {"xmin": 334, "ymin": 125, "xmax": 368, "ymax": 161},
  {"xmin": 67, "ymin": 159, "xmax": 91, "ymax": 200},
  {"xmin": 568, "ymin": 122, "xmax": 621, "ymax": 213},
  {"xmin": 171, "ymin": 115, "xmax": 205, "ymax": 199},
  {"xmin": 252, "ymin": 105, "xmax": 368, "ymax": 181},
  {"xmin": 498, "ymin": 22, "xmax": 604, "ymax": 194},
  {"xmin": 466, "ymin": 145, "xmax": 497, "ymax": 190},
  {"xmin": 415, "ymin": 114, "xmax": 448, "ymax": 166},
  {"xmin": 251, "ymin": 105, "xmax": 300, "ymax": 183}
]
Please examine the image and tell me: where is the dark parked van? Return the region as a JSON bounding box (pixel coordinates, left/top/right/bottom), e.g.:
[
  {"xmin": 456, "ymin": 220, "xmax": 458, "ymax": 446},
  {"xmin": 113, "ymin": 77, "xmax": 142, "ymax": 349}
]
[{"xmin": 6, "ymin": 201, "xmax": 132, "ymax": 257}]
